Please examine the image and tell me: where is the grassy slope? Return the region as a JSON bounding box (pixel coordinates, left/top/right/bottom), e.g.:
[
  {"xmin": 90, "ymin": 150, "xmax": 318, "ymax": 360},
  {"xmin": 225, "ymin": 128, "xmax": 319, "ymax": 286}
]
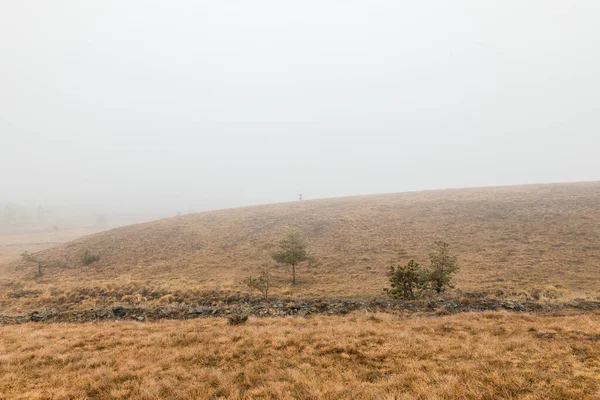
[
  {"xmin": 2, "ymin": 183, "xmax": 600, "ymax": 400},
  {"xmin": 1, "ymin": 182, "xmax": 600, "ymax": 301},
  {"xmin": 0, "ymin": 228, "xmax": 103, "ymax": 265}
]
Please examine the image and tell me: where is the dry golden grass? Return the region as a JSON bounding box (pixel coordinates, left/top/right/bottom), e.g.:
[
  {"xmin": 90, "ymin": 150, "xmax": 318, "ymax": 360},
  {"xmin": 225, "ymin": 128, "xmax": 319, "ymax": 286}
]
[
  {"xmin": 1, "ymin": 312, "xmax": 599, "ymax": 399},
  {"xmin": 1, "ymin": 182, "xmax": 599, "ymax": 309},
  {"xmin": 1, "ymin": 185, "xmax": 599, "ymax": 399},
  {"xmin": 0, "ymin": 228, "xmax": 99, "ymax": 266}
]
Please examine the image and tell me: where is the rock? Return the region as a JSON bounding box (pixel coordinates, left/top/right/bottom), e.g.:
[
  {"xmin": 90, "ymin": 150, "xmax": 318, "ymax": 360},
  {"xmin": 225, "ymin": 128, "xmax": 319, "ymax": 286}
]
[
  {"xmin": 501, "ymin": 302, "xmax": 524, "ymax": 311},
  {"xmin": 441, "ymin": 302, "xmax": 459, "ymax": 312},
  {"xmin": 112, "ymin": 306, "xmax": 126, "ymax": 317},
  {"xmin": 30, "ymin": 312, "xmax": 44, "ymax": 322},
  {"xmin": 135, "ymin": 316, "xmax": 145, "ymax": 321}
]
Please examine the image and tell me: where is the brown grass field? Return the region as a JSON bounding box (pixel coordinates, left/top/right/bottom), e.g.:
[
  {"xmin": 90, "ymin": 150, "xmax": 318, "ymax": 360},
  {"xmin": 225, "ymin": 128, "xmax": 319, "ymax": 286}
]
[
  {"xmin": 0, "ymin": 228, "xmax": 103, "ymax": 266},
  {"xmin": 1, "ymin": 181, "xmax": 599, "ymax": 311},
  {"xmin": 1, "ymin": 312, "xmax": 600, "ymax": 399},
  {"xmin": 1, "ymin": 182, "xmax": 600, "ymax": 399}
]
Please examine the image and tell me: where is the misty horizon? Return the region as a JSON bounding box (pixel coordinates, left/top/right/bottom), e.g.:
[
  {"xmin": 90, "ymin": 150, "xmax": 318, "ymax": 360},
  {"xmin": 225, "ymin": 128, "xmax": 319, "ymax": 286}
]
[
  {"xmin": 1, "ymin": 179, "xmax": 599, "ymax": 218},
  {"xmin": 2, "ymin": 1, "xmax": 599, "ymax": 214}
]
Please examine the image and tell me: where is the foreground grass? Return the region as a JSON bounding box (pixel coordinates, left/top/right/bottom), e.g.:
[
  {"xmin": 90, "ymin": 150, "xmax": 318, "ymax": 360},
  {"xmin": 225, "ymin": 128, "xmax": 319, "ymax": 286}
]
[{"xmin": 1, "ymin": 312, "xmax": 599, "ymax": 399}]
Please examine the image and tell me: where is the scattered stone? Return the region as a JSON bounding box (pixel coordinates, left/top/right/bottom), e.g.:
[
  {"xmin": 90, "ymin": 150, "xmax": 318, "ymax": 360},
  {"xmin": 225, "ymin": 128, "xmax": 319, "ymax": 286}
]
[
  {"xmin": 441, "ymin": 302, "xmax": 459, "ymax": 312},
  {"xmin": 1, "ymin": 296, "xmax": 598, "ymax": 326},
  {"xmin": 112, "ymin": 306, "xmax": 126, "ymax": 317},
  {"xmin": 30, "ymin": 312, "xmax": 44, "ymax": 322}
]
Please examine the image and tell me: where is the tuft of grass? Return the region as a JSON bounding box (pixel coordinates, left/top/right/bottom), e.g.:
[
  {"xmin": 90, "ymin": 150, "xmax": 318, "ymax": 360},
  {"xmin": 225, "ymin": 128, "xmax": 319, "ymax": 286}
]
[{"xmin": 227, "ymin": 310, "xmax": 249, "ymax": 325}]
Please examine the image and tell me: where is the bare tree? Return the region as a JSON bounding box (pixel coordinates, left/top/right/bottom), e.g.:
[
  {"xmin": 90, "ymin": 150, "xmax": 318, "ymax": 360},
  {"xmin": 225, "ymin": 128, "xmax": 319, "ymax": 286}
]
[{"xmin": 245, "ymin": 264, "xmax": 274, "ymax": 300}]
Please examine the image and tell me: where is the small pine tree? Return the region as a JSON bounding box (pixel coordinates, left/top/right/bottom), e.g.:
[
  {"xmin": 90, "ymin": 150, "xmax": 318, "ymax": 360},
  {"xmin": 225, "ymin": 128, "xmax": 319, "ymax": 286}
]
[
  {"xmin": 21, "ymin": 251, "xmax": 42, "ymax": 275},
  {"xmin": 385, "ymin": 259, "xmax": 425, "ymax": 299},
  {"xmin": 245, "ymin": 264, "xmax": 274, "ymax": 300},
  {"xmin": 426, "ymin": 241, "xmax": 459, "ymax": 294},
  {"xmin": 272, "ymin": 232, "xmax": 308, "ymax": 284}
]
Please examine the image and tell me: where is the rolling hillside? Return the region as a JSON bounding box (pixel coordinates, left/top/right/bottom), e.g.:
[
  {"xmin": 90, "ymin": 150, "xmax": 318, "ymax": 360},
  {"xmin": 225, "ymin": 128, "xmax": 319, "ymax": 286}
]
[{"xmin": 2, "ymin": 182, "xmax": 599, "ymax": 305}]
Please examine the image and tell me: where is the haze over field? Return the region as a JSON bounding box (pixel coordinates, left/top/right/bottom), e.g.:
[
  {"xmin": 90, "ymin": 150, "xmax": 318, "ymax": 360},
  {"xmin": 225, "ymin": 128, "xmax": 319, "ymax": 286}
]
[
  {"xmin": 3, "ymin": 3, "xmax": 600, "ymax": 399},
  {"xmin": 2, "ymin": 1, "xmax": 599, "ymax": 215}
]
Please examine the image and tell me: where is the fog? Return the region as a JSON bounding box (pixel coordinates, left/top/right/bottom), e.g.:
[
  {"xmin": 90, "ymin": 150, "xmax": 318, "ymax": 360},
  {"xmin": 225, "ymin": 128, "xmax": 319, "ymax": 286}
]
[{"xmin": 2, "ymin": 1, "xmax": 599, "ymax": 216}]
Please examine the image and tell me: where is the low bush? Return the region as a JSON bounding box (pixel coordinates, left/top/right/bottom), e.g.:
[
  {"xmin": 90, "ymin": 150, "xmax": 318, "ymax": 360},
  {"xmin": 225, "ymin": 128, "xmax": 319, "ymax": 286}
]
[
  {"xmin": 245, "ymin": 264, "xmax": 273, "ymax": 300},
  {"xmin": 82, "ymin": 250, "xmax": 100, "ymax": 265},
  {"xmin": 227, "ymin": 310, "xmax": 249, "ymax": 325},
  {"xmin": 385, "ymin": 242, "xmax": 459, "ymax": 299},
  {"xmin": 385, "ymin": 259, "xmax": 425, "ymax": 299}
]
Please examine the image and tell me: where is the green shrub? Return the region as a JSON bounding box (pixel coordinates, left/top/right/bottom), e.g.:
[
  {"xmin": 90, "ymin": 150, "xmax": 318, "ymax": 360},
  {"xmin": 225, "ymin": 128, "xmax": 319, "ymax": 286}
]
[
  {"xmin": 82, "ymin": 250, "xmax": 100, "ymax": 265},
  {"xmin": 21, "ymin": 251, "xmax": 36, "ymax": 263},
  {"xmin": 385, "ymin": 242, "xmax": 459, "ymax": 299},
  {"xmin": 227, "ymin": 310, "xmax": 249, "ymax": 325},
  {"xmin": 426, "ymin": 241, "xmax": 459, "ymax": 294},
  {"xmin": 385, "ymin": 259, "xmax": 426, "ymax": 299}
]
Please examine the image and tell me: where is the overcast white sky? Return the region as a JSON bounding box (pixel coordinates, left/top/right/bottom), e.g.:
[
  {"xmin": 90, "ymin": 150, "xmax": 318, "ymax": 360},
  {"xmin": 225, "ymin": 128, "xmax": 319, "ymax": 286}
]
[{"xmin": 1, "ymin": 1, "xmax": 599, "ymax": 213}]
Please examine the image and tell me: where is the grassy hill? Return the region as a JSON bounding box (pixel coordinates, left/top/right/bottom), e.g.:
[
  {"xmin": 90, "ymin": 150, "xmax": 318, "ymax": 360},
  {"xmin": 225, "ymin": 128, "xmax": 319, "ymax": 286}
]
[
  {"xmin": 2, "ymin": 182, "xmax": 600, "ymax": 399},
  {"xmin": 1, "ymin": 181, "xmax": 599, "ymax": 307}
]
